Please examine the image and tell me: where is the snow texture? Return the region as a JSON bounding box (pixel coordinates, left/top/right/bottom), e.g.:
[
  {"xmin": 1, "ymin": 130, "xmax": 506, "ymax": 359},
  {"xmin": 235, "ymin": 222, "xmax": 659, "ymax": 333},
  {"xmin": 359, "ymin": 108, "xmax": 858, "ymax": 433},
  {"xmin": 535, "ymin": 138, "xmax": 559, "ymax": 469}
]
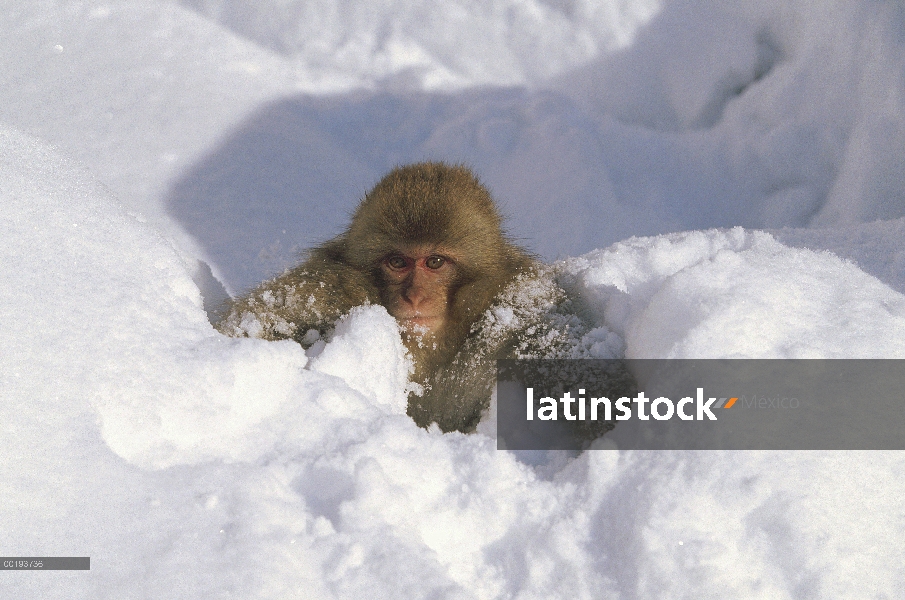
[{"xmin": 2, "ymin": 0, "xmax": 905, "ymax": 598}]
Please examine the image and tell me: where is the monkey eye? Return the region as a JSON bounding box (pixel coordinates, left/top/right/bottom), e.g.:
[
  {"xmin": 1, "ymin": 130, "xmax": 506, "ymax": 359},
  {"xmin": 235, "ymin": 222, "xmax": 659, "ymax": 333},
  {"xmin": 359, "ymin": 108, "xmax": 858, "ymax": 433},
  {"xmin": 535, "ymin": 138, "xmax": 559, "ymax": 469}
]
[
  {"xmin": 425, "ymin": 255, "xmax": 446, "ymax": 269},
  {"xmin": 386, "ymin": 255, "xmax": 409, "ymax": 270}
]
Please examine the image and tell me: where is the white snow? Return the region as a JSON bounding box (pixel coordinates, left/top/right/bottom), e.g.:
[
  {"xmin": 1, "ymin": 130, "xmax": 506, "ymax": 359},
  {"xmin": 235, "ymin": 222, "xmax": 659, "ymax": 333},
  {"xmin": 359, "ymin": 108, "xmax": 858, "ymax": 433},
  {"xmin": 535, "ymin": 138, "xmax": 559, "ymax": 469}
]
[
  {"xmin": 563, "ymin": 228, "xmax": 905, "ymax": 358},
  {"xmin": 2, "ymin": 0, "xmax": 905, "ymax": 598}
]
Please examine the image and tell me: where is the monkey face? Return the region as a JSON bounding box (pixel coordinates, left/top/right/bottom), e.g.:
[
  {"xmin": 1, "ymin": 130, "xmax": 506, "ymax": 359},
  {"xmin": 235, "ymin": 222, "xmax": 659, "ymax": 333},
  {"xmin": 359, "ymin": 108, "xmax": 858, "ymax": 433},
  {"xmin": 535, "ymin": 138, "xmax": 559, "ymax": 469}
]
[{"xmin": 379, "ymin": 245, "xmax": 458, "ymax": 335}]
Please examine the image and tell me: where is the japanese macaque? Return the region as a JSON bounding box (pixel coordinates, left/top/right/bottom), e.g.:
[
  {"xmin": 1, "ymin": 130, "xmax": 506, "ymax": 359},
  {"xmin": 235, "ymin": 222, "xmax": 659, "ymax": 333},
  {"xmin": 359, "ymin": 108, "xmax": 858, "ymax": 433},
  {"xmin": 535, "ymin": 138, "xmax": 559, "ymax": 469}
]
[{"xmin": 218, "ymin": 162, "xmax": 577, "ymax": 432}]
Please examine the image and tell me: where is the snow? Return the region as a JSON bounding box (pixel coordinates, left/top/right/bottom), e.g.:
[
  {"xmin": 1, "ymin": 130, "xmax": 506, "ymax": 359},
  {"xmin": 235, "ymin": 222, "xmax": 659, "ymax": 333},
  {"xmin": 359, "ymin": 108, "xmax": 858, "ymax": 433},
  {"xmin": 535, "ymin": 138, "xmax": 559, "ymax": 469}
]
[
  {"xmin": 563, "ymin": 228, "xmax": 905, "ymax": 358},
  {"xmin": 2, "ymin": 0, "xmax": 905, "ymax": 598}
]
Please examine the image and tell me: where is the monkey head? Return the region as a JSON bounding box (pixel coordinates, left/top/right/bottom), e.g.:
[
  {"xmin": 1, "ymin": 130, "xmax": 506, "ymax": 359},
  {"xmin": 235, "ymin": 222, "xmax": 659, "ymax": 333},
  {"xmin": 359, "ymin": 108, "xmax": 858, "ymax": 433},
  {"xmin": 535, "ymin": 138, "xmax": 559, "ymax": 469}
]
[{"xmin": 342, "ymin": 163, "xmax": 527, "ymax": 350}]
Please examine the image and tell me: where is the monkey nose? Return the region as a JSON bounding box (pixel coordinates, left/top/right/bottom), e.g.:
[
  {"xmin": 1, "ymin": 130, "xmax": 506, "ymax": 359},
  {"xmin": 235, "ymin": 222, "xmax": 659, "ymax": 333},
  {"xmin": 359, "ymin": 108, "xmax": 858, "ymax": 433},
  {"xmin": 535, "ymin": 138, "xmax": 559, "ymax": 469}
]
[{"xmin": 403, "ymin": 285, "xmax": 427, "ymax": 307}]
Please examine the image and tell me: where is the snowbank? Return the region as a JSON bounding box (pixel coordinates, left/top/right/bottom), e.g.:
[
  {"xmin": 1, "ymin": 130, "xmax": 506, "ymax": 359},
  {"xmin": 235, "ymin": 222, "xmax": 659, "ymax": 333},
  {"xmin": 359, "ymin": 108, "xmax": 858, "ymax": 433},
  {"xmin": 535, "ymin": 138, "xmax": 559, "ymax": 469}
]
[
  {"xmin": 4, "ymin": 0, "xmax": 905, "ymax": 596},
  {"xmin": 179, "ymin": 0, "xmax": 659, "ymax": 90},
  {"xmin": 3, "ymin": 127, "xmax": 905, "ymax": 598},
  {"xmin": 563, "ymin": 228, "xmax": 905, "ymax": 359},
  {"xmin": 4, "ymin": 1, "xmax": 905, "ymax": 293}
]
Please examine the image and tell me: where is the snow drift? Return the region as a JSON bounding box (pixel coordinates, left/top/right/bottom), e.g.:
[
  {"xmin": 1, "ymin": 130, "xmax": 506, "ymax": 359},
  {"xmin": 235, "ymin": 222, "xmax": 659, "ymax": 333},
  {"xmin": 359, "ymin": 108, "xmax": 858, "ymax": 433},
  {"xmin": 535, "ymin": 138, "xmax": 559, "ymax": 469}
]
[
  {"xmin": 4, "ymin": 0, "xmax": 905, "ymax": 597},
  {"xmin": 3, "ymin": 125, "xmax": 905, "ymax": 598}
]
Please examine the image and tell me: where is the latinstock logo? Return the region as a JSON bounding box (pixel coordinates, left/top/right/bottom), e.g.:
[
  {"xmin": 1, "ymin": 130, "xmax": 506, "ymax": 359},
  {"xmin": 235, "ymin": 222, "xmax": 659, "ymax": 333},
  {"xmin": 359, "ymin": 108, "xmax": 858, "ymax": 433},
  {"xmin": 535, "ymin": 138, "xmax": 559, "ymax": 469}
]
[
  {"xmin": 524, "ymin": 388, "xmax": 738, "ymax": 422},
  {"xmin": 496, "ymin": 359, "xmax": 905, "ymax": 451}
]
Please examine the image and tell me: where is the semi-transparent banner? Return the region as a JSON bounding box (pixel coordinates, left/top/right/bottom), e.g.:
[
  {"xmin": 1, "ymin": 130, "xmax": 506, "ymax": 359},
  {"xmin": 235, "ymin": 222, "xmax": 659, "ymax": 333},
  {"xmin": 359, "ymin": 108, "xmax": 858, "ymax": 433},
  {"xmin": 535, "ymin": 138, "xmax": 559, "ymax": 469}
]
[{"xmin": 496, "ymin": 360, "xmax": 905, "ymax": 450}]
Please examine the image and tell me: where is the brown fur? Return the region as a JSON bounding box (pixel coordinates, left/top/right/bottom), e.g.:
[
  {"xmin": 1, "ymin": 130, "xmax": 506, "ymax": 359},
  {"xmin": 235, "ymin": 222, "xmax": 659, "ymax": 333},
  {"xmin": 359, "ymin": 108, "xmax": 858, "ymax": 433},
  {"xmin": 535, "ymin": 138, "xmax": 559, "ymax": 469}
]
[{"xmin": 217, "ymin": 162, "xmax": 534, "ymax": 431}]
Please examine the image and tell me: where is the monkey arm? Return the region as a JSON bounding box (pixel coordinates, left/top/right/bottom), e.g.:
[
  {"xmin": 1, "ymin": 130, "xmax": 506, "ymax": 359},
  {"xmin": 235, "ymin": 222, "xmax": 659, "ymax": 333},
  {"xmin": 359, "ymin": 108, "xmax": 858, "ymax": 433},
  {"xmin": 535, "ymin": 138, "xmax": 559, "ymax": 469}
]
[
  {"xmin": 216, "ymin": 249, "xmax": 377, "ymax": 344},
  {"xmin": 409, "ymin": 266, "xmax": 585, "ymax": 432},
  {"xmin": 413, "ymin": 266, "xmax": 634, "ymax": 439}
]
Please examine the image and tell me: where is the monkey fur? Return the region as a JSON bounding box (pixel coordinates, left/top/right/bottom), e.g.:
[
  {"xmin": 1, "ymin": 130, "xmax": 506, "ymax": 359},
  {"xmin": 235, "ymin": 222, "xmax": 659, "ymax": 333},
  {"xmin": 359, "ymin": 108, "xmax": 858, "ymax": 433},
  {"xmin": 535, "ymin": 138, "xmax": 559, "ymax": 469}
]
[{"xmin": 218, "ymin": 162, "xmax": 604, "ymax": 433}]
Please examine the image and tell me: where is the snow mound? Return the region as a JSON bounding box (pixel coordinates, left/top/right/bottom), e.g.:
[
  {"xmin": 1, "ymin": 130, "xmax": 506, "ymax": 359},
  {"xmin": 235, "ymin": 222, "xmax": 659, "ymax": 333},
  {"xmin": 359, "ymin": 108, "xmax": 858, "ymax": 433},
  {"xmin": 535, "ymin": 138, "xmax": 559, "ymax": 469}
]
[
  {"xmin": 563, "ymin": 227, "xmax": 905, "ymax": 358},
  {"xmin": 5, "ymin": 0, "xmax": 905, "ymax": 295},
  {"xmin": 4, "ymin": 128, "xmax": 905, "ymax": 598},
  {"xmin": 0, "ymin": 127, "xmax": 409, "ymax": 471},
  {"xmin": 179, "ymin": 0, "xmax": 659, "ymax": 90}
]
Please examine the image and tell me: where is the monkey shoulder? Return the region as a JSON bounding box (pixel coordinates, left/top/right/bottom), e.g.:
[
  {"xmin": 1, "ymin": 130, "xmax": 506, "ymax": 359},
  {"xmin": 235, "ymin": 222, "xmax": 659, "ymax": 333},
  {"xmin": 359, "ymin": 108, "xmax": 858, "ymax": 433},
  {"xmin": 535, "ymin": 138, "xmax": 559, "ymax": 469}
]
[
  {"xmin": 469, "ymin": 265, "xmax": 587, "ymax": 359},
  {"xmin": 216, "ymin": 255, "xmax": 378, "ymax": 344},
  {"xmin": 413, "ymin": 265, "xmax": 593, "ymax": 433}
]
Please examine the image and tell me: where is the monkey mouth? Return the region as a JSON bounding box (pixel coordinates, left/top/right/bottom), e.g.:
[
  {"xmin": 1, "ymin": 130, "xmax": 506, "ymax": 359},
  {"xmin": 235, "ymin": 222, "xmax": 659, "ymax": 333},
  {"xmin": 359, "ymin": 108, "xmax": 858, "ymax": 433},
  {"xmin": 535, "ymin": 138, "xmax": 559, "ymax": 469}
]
[{"xmin": 399, "ymin": 316, "xmax": 441, "ymax": 330}]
